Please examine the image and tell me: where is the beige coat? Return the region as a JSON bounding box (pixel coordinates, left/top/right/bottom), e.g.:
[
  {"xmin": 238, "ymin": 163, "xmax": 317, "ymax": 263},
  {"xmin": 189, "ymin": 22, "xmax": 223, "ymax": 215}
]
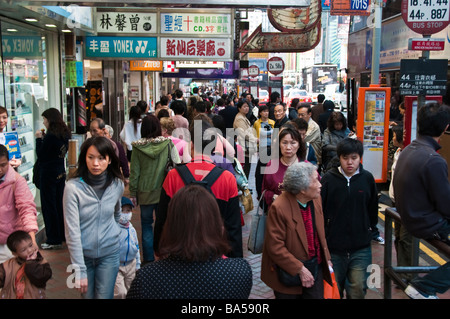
[{"xmin": 261, "ymin": 191, "xmax": 332, "ymax": 295}]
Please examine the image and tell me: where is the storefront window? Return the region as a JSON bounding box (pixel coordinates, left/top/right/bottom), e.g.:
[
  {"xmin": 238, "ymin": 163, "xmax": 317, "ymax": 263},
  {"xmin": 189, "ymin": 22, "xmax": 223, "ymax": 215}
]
[{"xmin": 0, "ymin": 20, "xmax": 55, "ymax": 230}]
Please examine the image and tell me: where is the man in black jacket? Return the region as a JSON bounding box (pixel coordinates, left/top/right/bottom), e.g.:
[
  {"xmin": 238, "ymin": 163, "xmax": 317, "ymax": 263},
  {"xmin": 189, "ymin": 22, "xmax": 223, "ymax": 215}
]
[
  {"xmin": 321, "ymin": 138, "xmax": 378, "ymax": 299},
  {"xmin": 393, "ymin": 102, "xmax": 450, "ymax": 299}
]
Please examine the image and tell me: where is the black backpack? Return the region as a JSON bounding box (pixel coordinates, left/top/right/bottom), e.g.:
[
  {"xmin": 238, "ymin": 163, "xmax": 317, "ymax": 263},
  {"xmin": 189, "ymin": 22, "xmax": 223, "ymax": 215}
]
[{"xmin": 175, "ymin": 164, "xmax": 224, "ymax": 194}]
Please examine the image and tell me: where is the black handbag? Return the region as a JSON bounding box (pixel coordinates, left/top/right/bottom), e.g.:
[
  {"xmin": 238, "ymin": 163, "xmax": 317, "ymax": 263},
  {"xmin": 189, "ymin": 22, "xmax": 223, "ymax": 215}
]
[
  {"xmin": 276, "ymin": 256, "xmax": 319, "ymax": 287},
  {"xmin": 32, "ymin": 159, "xmax": 41, "ymax": 189},
  {"xmin": 276, "ymin": 202, "xmax": 319, "ymax": 287}
]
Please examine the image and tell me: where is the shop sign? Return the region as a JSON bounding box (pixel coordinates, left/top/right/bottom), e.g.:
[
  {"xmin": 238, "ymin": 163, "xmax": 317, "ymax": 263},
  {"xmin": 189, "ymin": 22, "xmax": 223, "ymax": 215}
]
[
  {"xmin": 237, "ymin": 24, "xmax": 321, "ymax": 53},
  {"xmin": 160, "ymin": 37, "xmax": 232, "ymax": 60},
  {"xmin": 130, "ymin": 60, "xmax": 163, "ymax": 71},
  {"xmin": 35, "ymin": 0, "xmax": 311, "ymax": 5},
  {"xmin": 161, "ymin": 61, "xmax": 238, "ymax": 79},
  {"xmin": 1, "ymin": 36, "xmax": 42, "ymax": 58},
  {"xmin": 175, "ymin": 61, "xmax": 225, "ymax": 68},
  {"xmin": 85, "ymin": 36, "xmax": 157, "ymax": 58},
  {"xmin": 66, "ymin": 61, "xmax": 84, "ymax": 87},
  {"xmin": 96, "ymin": 12, "xmax": 157, "ymax": 34},
  {"xmin": 160, "ymin": 13, "xmax": 232, "ymax": 35}
]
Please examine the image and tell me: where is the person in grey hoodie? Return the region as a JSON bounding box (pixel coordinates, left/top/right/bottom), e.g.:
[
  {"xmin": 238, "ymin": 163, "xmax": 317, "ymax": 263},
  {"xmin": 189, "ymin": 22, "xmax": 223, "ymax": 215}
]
[{"xmin": 63, "ymin": 136, "xmax": 124, "ymax": 299}]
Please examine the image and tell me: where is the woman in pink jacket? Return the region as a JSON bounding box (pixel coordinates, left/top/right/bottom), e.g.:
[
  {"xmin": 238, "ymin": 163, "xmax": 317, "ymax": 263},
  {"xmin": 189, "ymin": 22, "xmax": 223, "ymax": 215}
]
[{"xmin": 0, "ymin": 144, "xmax": 38, "ymax": 263}]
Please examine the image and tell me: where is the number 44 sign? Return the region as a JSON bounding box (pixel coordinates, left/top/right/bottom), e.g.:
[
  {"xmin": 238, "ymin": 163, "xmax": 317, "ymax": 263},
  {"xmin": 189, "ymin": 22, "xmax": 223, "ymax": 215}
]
[{"xmin": 401, "ymin": 0, "xmax": 449, "ymax": 34}]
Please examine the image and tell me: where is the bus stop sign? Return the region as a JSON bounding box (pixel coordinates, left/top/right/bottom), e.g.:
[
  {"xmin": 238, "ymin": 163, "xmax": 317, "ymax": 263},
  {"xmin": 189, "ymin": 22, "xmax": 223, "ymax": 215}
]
[
  {"xmin": 267, "ymin": 57, "xmax": 285, "ymax": 75},
  {"xmin": 401, "ymin": 0, "xmax": 450, "ymax": 35}
]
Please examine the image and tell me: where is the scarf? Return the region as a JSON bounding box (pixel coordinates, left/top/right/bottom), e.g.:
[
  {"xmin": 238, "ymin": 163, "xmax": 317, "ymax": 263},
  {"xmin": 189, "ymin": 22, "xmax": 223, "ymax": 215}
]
[{"xmin": 15, "ymin": 264, "xmax": 26, "ymax": 299}]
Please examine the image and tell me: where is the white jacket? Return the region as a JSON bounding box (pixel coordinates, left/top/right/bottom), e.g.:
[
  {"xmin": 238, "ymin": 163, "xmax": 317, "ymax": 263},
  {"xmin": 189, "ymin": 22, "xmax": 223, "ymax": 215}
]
[{"xmin": 120, "ymin": 120, "xmax": 142, "ymax": 151}]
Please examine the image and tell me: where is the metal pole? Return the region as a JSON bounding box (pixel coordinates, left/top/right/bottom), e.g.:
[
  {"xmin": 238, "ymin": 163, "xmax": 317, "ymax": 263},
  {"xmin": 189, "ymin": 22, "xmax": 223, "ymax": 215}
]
[
  {"xmin": 322, "ymin": 11, "xmax": 329, "ymax": 63},
  {"xmin": 417, "ymin": 35, "xmax": 430, "ymax": 108},
  {"xmin": 371, "ymin": 0, "xmax": 382, "ymax": 84}
]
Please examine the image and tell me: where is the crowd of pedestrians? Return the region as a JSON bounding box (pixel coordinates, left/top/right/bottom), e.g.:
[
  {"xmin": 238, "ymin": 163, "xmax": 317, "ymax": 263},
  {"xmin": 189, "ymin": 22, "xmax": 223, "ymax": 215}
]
[{"xmin": 0, "ymin": 85, "xmax": 449, "ymax": 300}]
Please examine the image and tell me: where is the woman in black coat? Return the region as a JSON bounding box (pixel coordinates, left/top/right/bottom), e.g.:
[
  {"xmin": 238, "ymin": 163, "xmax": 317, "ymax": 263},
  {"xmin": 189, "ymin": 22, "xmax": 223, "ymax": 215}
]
[{"xmin": 35, "ymin": 108, "xmax": 71, "ymax": 250}]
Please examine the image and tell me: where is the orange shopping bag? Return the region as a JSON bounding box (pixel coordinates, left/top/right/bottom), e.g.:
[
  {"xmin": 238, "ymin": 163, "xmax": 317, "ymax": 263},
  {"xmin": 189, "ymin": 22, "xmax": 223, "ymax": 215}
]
[{"xmin": 324, "ymin": 272, "xmax": 340, "ymax": 299}]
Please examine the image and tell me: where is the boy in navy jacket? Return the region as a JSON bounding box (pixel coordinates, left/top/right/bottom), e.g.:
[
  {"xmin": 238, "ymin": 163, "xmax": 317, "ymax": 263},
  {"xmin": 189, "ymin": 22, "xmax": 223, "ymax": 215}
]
[{"xmin": 321, "ymin": 138, "xmax": 378, "ymax": 299}]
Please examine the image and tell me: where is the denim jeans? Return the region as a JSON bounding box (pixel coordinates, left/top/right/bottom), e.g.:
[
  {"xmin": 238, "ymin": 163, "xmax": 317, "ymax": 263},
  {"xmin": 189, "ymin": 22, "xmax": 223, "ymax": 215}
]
[
  {"xmin": 84, "ymin": 249, "xmax": 120, "ymax": 299},
  {"xmin": 140, "ymin": 204, "xmax": 157, "ymax": 262},
  {"xmin": 331, "ymin": 246, "xmax": 372, "ymax": 299}
]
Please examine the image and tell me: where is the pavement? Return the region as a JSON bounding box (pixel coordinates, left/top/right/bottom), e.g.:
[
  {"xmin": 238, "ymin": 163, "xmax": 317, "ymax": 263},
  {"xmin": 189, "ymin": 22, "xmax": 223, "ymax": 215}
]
[{"xmin": 39, "ymin": 163, "xmax": 449, "ymax": 300}]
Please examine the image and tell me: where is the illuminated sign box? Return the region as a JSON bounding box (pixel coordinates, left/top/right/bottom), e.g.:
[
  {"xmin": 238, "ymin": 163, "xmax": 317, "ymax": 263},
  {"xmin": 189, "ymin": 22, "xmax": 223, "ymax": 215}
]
[{"xmin": 130, "ymin": 60, "xmax": 163, "ymax": 71}]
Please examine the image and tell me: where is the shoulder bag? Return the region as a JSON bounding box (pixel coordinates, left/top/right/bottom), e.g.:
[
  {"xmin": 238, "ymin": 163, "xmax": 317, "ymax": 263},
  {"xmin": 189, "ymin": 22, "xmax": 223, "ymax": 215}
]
[
  {"xmin": 247, "ymin": 190, "xmax": 267, "ymax": 254},
  {"xmin": 164, "ymin": 142, "xmax": 175, "ymax": 177}
]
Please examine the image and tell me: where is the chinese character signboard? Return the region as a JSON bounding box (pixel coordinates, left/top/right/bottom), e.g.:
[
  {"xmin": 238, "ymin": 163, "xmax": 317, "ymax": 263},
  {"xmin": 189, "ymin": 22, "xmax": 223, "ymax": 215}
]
[
  {"xmin": 399, "ymin": 59, "xmax": 447, "ymax": 96},
  {"xmin": 66, "ymin": 61, "xmax": 84, "ymax": 87},
  {"xmin": 408, "ymin": 38, "xmax": 445, "ymax": 51},
  {"xmin": 160, "ymin": 13, "xmax": 232, "ymax": 35},
  {"xmin": 96, "ymin": 12, "xmax": 157, "ymax": 33},
  {"xmin": 85, "ymin": 36, "xmax": 157, "ymax": 58},
  {"xmin": 160, "ymin": 37, "xmax": 232, "ymax": 60}
]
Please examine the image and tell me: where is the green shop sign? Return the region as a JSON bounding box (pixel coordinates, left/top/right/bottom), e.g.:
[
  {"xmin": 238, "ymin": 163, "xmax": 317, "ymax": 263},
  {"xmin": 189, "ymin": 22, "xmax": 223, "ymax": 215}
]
[{"xmin": 85, "ymin": 36, "xmax": 157, "ymax": 58}]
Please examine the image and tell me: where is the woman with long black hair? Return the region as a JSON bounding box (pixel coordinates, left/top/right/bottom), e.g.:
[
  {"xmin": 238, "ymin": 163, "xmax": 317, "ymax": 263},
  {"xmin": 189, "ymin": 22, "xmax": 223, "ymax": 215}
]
[
  {"xmin": 63, "ymin": 136, "xmax": 124, "ymax": 298},
  {"xmin": 35, "ymin": 108, "xmax": 71, "ymax": 250}
]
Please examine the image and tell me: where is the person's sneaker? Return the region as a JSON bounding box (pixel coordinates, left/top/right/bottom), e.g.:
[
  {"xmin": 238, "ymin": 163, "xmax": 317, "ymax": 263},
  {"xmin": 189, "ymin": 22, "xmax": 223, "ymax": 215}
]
[
  {"xmin": 405, "ymin": 285, "xmax": 439, "ymax": 299},
  {"xmin": 373, "ymin": 236, "xmax": 385, "ymax": 245},
  {"xmin": 41, "ymin": 243, "xmax": 63, "ymax": 250}
]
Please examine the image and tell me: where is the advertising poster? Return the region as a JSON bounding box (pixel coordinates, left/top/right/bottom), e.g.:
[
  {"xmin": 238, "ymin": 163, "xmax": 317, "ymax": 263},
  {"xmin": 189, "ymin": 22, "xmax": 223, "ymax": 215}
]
[
  {"xmin": 363, "ymin": 91, "xmax": 386, "ymax": 151},
  {"xmin": 357, "ymin": 87, "xmax": 391, "ymax": 182},
  {"xmin": 0, "ymin": 132, "xmax": 22, "ymax": 160}
]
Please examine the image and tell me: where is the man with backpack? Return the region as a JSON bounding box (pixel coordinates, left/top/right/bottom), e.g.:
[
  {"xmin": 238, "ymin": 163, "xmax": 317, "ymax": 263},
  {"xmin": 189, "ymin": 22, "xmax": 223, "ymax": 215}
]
[{"xmin": 154, "ymin": 118, "xmax": 243, "ymax": 258}]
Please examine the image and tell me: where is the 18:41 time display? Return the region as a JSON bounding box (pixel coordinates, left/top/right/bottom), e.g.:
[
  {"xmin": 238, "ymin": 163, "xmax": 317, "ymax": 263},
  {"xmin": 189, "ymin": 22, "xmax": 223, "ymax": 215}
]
[{"xmin": 408, "ymin": 0, "xmax": 449, "ymax": 21}]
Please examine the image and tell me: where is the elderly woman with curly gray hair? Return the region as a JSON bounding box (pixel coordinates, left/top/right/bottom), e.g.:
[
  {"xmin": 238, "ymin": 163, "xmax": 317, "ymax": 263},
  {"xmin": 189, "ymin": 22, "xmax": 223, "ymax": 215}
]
[{"xmin": 261, "ymin": 161, "xmax": 333, "ymax": 299}]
